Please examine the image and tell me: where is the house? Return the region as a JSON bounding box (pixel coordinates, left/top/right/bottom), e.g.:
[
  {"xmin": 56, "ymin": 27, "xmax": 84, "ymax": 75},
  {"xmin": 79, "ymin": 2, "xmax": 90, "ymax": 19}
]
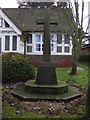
[
  {"xmin": 0, "ymin": 5, "xmax": 73, "ymax": 67},
  {"xmin": 81, "ymin": 2, "xmax": 90, "ymax": 53}
]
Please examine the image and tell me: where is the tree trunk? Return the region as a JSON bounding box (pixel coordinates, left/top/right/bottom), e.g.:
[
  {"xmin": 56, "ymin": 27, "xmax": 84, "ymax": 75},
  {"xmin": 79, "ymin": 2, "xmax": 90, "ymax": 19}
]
[
  {"xmin": 70, "ymin": 52, "xmax": 77, "ymax": 75},
  {"xmin": 70, "ymin": 34, "xmax": 77, "ymax": 75},
  {"xmin": 70, "ymin": 1, "xmax": 78, "ymax": 76}
]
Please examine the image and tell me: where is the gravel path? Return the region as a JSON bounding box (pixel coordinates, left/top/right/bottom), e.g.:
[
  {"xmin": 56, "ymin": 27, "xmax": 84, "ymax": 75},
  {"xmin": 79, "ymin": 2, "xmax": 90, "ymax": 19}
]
[{"xmin": 77, "ymin": 66, "xmax": 85, "ymax": 70}]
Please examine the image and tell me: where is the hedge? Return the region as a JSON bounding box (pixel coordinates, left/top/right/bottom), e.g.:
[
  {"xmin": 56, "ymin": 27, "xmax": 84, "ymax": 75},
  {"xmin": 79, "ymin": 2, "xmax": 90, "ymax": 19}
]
[
  {"xmin": 78, "ymin": 53, "xmax": 90, "ymax": 62},
  {"xmin": 2, "ymin": 52, "xmax": 35, "ymax": 83}
]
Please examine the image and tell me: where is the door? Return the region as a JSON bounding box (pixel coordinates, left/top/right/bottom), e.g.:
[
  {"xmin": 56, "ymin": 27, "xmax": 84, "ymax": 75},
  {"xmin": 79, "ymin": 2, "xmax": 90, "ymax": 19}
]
[{"xmin": 0, "ymin": 37, "xmax": 2, "ymax": 54}]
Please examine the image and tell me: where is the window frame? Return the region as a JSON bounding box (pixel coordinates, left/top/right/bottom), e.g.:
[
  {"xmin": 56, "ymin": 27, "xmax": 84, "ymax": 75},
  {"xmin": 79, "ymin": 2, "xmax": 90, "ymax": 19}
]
[
  {"xmin": 34, "ymin": 34, "xmax": 56, "ymax": 53},
  {"xmin": 57, "ymin": 46, "xmax": 62, "ymax": 53},
  {"xmin": 34, "ymin": 34, "xmax": 43, "ymax": 52},
  {"xmin": 12, "ymin": 35, "xmax": 17, "ymax": 51},
  {"xmin": 64, "ymin": 34, "xmax": 70, "ymax": 44},
  {"xmin": 51, "ymin": 34, "xmax": 55, "ymax": 52},
  {"xmin": 5, "ymin": 35, "xmax": 10, "ymax": 51},
  {"xmin": 64, "ymin": 46, "xmax": 70, "ymax": 53},
  {"xmin": 27, "ymin": 46, "xmax": 32, "ymax": 53}
]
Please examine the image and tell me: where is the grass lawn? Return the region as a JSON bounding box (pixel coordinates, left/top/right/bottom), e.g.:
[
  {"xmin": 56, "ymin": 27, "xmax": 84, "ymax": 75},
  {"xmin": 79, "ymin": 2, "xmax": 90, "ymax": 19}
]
[
  {"xmin": 56, "ymin": 67, "xmax": 88, "ymax": 88},
  {"xmin": 2, "ymin": 61, "xmax": 89, "ymax": 119}
]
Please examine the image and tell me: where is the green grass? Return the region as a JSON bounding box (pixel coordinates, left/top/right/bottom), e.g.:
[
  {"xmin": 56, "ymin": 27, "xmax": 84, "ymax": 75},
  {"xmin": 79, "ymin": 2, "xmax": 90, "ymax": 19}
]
[
  {"xmin": 56, "ymin": 61, "xmax": 88, "ymax": 88},
  {"xmin": 78, "ymin": 61, "xmax": 89, "ymax": 70},
  {"xmin": 2, "ymin": 103, "xmax": 45, "ymax": 119},
  {"xmin": 56, "ymin": 69, "xmax": 88, "ymax": 88}
]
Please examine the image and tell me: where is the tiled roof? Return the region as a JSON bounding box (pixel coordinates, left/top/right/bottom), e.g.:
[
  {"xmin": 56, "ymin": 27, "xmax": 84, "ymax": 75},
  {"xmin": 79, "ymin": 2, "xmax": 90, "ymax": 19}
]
[{"xmin": 2, "ymin": 7, "xmax": 74, "ymax": 33}]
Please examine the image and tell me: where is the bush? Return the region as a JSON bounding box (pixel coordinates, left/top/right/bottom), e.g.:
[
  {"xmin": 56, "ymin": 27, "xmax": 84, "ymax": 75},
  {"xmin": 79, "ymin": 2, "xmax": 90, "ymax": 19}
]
[
  {"xmin": 78, "ymin": 53, "xmax": 90, "ymax": 62},
  {"xmin": 2, "ymin": 52, "xmax": 35, "ymax": 83}
]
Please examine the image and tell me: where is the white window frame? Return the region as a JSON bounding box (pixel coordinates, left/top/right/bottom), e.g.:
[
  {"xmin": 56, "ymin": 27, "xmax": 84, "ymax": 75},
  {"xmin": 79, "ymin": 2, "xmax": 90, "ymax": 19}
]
[
  {"xmin": 26, "ymin": 33, "xmax": 33, "ymax": 54},
  {"xmin": 56, "ymin": 34, "xmax": 72, "ymax": 55},
  {"xmin": 34, "ymin": 33, "xmax": 56, "ymax": 54},
  {"xmin": 56, "ymin": 34, "xmax": 64, "ymax": 55},
  {"xmin": 34, "ymin": 33, "xmax": 43, "ymax": 53},
  {"xmin": 4, "ymin": 34, "xmax": 18, "ymax": 52},
  {"xmin": 12, "ymin": 35, "xmax": 17, "ymax": 51},
  {"xmin": 5, "ymin": 35, "xmax": 10, "ymax": 51}
]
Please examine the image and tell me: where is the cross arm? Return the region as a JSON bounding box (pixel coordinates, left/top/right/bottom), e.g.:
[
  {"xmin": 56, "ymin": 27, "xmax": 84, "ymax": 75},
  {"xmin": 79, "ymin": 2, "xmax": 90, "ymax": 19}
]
[
  {"xmin": 36, "ymin": 17, "xmax": 45, "ymax": 25},
  {"xmin": 50, "ymin": 17, "xmax": 59, "ymax": 25}
]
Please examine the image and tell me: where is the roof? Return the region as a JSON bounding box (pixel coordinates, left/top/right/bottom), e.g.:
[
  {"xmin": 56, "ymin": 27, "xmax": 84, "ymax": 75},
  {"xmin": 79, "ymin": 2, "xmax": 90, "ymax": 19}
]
[
  {"xmin": 18, "ymin": 2, "xmax": 54, "ymax": 8},
  {"xmin": 2, "ymin": 7, "xmax": 74, "ymax": 33}
]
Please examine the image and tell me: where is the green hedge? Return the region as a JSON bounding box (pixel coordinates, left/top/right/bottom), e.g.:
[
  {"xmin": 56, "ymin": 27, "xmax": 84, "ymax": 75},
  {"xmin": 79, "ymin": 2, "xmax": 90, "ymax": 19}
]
[
  {"xmin": 78, "ymin": 53, "xmax": 90, "ymax": 62},
  {"xmin": 2, "ymin": 53, "xmax": 35, "ymax": 83}
]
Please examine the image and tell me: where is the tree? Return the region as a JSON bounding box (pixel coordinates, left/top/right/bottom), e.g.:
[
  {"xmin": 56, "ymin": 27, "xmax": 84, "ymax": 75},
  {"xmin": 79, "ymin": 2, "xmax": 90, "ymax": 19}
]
[
  {"xmin": 61, "ymin": 0, "xmax": 84, "ymax": 75},
  {"xmin": 70, "ymin": 0, "xmax": 84, "ymax": 75}
]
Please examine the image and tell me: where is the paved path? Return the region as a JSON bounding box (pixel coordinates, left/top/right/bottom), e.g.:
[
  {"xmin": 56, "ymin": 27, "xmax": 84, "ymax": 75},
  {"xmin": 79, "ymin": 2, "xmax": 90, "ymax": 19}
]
[{"xmin": 77, "ymin": 66, "xmax": 85, "ymax": 70}]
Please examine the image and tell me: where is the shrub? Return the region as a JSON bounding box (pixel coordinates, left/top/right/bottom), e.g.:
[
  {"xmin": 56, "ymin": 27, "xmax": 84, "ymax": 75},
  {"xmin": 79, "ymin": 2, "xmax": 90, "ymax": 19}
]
[
  {"xmin": 2, "ymin": 52, "xmax": 35, "ymax": 83},
  {"xmin": 78, "ymin": 53, "xmax": 90, "ymax": 62}
]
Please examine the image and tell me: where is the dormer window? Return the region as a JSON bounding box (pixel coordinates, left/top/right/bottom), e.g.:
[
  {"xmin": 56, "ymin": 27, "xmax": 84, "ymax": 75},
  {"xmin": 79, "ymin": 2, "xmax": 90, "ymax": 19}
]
[{"xmin": 4, "ymin": 20, "xmax": 10, "ymax": 27}]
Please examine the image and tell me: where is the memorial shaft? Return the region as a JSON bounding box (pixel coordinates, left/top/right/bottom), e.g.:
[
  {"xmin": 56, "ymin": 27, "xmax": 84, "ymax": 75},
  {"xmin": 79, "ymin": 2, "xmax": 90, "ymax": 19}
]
[{"xmin": 43, "ymin": 11, "xmax": 51, "ymax": 62}]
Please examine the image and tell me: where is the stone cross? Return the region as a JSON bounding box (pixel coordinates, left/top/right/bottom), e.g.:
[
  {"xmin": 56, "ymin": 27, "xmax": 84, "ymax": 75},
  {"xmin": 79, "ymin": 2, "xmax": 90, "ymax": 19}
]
[
  {"xmin": 36, "ymin": 10, "xmax": 58, "ymax": 62},
  {"xmin": 36, "ymin": 10, "xmax": 58, "ymax": 84}
]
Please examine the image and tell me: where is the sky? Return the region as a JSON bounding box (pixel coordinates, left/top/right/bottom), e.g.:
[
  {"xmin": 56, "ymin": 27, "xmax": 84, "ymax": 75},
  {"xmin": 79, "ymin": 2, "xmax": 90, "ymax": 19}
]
[{"xmin": 0, "ymin": 0, "xmax": 90, "ymax": 32}]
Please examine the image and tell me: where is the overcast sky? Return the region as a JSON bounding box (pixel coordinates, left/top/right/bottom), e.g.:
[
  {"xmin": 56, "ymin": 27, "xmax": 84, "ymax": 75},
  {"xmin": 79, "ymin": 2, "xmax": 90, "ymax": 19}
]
[{"xmin": 0, "ymin": 0, "xmax": 90, "ymax": 32}]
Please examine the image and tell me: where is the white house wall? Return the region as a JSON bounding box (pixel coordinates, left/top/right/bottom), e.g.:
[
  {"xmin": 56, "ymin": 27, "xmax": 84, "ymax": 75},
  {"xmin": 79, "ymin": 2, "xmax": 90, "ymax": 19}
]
[
  {"xmin": 0, "ymin": 32, "xmax": 22, "ymax": 53},
  {"xmin": 19, "ymin": 36, "xmax": 25, "ymax": 54},
  {"xmin": 0, "ymin": 14, "xmax": 24, "ymax": 54}
]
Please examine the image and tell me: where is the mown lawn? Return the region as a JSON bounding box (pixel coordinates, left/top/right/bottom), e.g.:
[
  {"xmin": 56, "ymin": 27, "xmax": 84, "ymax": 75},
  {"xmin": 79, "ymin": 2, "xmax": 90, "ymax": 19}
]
[
  {"xmin": 56, "ymin": 67, "xmax": 88, "ymax": 88},
  {"xmin": 2, "ymin": 61, "xmax": 89, "ymax": 119}
]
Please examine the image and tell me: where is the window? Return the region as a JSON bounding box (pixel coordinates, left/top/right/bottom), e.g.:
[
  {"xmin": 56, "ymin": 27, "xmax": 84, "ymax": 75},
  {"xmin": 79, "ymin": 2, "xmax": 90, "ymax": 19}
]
[
  {"xmin": 57, "ymin": 46, "xmax": 62, "ymax": 53},
  {"xmin": 4, "ymin": 20, "xmax": 10, "ymax": 27},
  {"xmin": 27, "ymin": 34, "xmax": 32, "ymax": 43},
  {"xmin": 64, "ymin": 34, "xmax": 70, "ymax": 44},
  {"xmin": 51, "ymin": 34, "xmax": 55, "ymax": 52},
  {"xmin": 64, "ymin": 46, "xmax": 70, "ymax": 53},
  {"xmin": 0, "ymin": 19, "xmax": 2, "ymax": 27},
  {"xmin": 36, "ymin": 35, "xmax": 41, "ymax": 42},
  {"xmin": 36, "ymin": 44, "xmax": 41, "ymax": 51},
  {"xmin": 35, "ymin": 34, "xmax": 43, "ymax": 52},
  {"xmin": 57, "ymin": 34, "xmax": 62, "ymax": 44},
  {"xmin": 12, "ymin": 36, "xmax": 17, "ymax": 51},
  {"xmin": 34, "ymin": 34, "xmax": 55, "ymax": 52},
  {"xmin": 5, "ymin": 36, "xmax": 10, "ymax": 50},
  {"xmin": 27, "ymin": 46, "xmax": 32, "ymax": 52},
  {"xmin": 51, "ymin": 44, "xmax": 54, "ymax": 51}
]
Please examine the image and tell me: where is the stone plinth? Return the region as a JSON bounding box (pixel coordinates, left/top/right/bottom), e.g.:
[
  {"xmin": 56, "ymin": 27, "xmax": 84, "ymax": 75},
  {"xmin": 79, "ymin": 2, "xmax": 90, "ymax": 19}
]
[
  {"xmin": 25, "ymin": 80, "xmax": 68, "ymax": 94},
  {"xmin": 36, "ymin": 62, "xmax": 57, "ymax": 84}
]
